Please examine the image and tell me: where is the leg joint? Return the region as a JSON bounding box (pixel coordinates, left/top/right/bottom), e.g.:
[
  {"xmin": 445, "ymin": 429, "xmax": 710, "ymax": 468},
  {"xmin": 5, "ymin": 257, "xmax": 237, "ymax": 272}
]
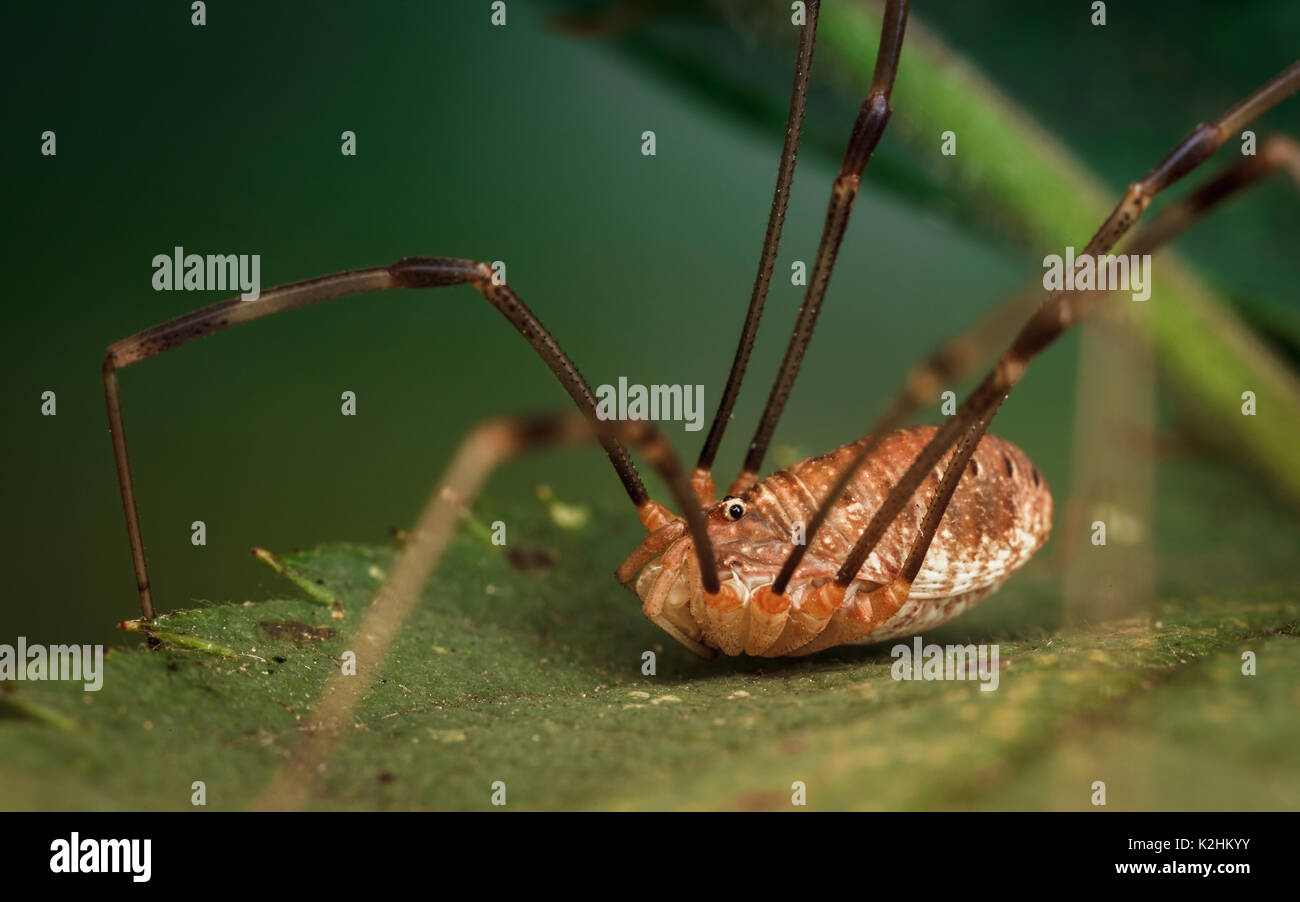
[{"xmin": 389, "ymin": 256, "xmax": 488, "ymax": 288}]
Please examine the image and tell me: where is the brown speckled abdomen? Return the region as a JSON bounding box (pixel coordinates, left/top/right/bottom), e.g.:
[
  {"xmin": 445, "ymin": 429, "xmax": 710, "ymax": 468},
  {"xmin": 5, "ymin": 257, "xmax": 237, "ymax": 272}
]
[{"xmin": 750, "ymin": 426, "xmax": 1053, "ymax": 624}]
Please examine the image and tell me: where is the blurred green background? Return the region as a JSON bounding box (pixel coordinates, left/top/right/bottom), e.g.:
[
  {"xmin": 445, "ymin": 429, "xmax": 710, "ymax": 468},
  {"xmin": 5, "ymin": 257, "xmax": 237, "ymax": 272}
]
[{"xmin": 2, "ymin": 0, "xmax": 1297, "ymax": 649}]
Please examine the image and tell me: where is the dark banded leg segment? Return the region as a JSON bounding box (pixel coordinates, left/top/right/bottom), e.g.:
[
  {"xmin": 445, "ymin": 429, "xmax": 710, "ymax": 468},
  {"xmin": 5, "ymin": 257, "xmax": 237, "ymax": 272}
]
[
  {"xmin": 691, "ymin": 0, "xmax": 821, "ymax": 504},
  {"xmin": 729, "ymin": 0, "xmax": 911, "ymax": 495},
  {"xmin": 104, "ymin": 257, "xmax": 721, "ymax": 623}
]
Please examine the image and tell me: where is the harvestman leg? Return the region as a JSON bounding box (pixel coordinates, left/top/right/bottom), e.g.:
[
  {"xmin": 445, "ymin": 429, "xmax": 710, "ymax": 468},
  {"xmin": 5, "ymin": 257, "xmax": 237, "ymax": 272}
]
[
  {"xmin": 846, "ymin": 132, "xmax": 1300, "ymax": 456},
  {"xmin": 780, "ymin": 64, "xmax": 1300, "ymax": 651},
  {"xmin": 691, "ymin": 0, "xmax": 822, "ymax": 503},
  {"xmin": 104, "ymin": 258, "xmax": 719, "ymax": 622},
  {"xmin": 259, "ymin": 410, "xmax": 586, "ymax": 810},
  {"xmin": 692, "ymin": 0, "xmax": 911, "ymax": 498}
]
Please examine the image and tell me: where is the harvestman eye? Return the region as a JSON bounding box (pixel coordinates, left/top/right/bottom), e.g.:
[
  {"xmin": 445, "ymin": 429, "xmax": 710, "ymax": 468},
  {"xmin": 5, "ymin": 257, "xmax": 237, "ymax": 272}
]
[{"xmin": 723, "ymin": 498, "xmax": 747, "ymax": 521}]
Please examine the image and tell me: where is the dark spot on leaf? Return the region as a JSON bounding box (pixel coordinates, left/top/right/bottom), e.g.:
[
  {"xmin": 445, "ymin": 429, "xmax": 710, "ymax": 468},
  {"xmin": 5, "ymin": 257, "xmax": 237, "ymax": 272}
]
[
  {"xmin": 259, "ymin": 621, "xmax": 337, "ymax": 642},
  {"xmin": 314, "ymin": 578, "xmax": 325, "ymax": 585},
  {"xmin": 505, "ymin": 545, "xmax": 555, "ymax": 573},
  {"xmin": 377, "ymin": 771, "xmax": 396, "ymax": 785},
  {"xmin": 272, "ymin": 656, "xmax": 287, "ymax": 664}
]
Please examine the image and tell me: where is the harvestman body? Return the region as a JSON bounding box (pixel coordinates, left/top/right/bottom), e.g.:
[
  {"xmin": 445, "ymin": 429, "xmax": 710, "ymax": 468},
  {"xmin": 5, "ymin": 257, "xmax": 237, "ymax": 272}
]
[
  {"xmin": 620, "ymin": 427, "xmax": 1051, "ymax": 658},
  {"xmin": 102, "ymin": 1, "xmax": 1300, "ymax": 661}
]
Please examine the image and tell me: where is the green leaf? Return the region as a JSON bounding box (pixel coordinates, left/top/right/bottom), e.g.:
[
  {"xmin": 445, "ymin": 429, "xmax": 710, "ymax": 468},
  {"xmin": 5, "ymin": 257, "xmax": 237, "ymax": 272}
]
[{"xmin": 1, "ymin": 457, "xmax": 1296, "ymax": 810}]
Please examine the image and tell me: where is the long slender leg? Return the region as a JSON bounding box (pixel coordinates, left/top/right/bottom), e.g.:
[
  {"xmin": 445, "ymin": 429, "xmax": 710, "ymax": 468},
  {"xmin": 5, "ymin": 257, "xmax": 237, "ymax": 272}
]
[
  {"xmin": 881, "ymin": 133, "xmax": 1300, "ymax": 430},
  {"xmin": 1123, "ymin": 133, "xmax": 1300, "ymax": 255},
  {"xmin": 777, "ymin": 62, "xmax": 1300, "ymax": 600},
  {"xmin": 859, "ymin": 286, "xmax": 1038, "ymax": 449},
  {"xmin": 691, "ymin": 0, "xmax": 821, "ymax": 503},
  {"xmin": 104, "ymin": 268, "xmax": 398, "ymax": 620},
  {"xmin": 729, "ymin": 0, "xmax": 910, "ymax": 495},
  {"xmin": 259, "ymin": 411, "xmax": 588, "ymax": 810},
  {"xmin": 103, "ymin": 258, "xmax": 716, "ymax": 620}
]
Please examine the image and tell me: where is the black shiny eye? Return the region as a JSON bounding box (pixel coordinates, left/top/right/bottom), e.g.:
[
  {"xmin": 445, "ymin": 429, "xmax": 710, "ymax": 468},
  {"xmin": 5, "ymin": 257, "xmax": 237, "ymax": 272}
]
[{"xmin": 723, "ymin": 497, "xmax": 746, "ymax": 521}]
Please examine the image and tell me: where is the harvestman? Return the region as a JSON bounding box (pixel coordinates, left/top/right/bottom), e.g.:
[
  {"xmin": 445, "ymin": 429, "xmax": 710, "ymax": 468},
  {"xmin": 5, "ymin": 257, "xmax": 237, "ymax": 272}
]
[{"xmin": 103, "ymin": 1, "xmax": 1300, "ymax": 660}]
